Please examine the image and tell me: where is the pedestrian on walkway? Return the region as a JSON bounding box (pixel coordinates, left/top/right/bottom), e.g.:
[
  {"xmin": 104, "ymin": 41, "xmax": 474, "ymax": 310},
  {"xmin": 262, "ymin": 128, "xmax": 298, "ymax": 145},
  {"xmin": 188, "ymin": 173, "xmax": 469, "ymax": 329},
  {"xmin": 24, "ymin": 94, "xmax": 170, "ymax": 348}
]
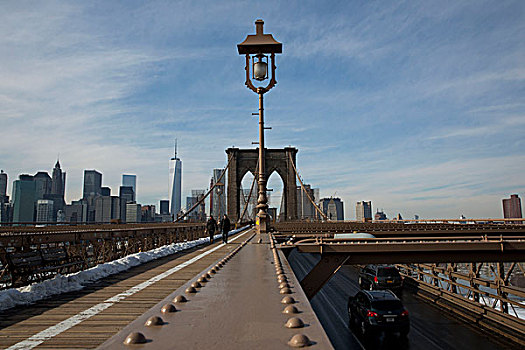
[
  {"xmin": 206, "ymin": 215, "xmax": 217, "ymax": 244},
  {"xmin": 221, "ymin": 214, "xmax": 231, "ymax": 244}
]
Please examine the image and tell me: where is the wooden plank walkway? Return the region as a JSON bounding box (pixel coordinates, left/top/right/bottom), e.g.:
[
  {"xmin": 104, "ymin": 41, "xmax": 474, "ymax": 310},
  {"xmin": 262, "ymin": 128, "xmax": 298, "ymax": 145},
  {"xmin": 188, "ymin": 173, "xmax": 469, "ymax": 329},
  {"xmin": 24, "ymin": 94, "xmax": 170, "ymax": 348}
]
[{"xmin": 0, "ymin": 230, "xmax": 251, "ymax": 349}]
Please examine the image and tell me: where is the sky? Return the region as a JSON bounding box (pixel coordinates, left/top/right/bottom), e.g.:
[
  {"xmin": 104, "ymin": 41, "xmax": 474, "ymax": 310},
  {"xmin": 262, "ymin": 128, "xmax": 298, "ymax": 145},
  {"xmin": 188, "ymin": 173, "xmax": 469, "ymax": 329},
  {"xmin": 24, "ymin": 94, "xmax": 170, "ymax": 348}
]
[{"xmin": 1, "ymin": 0, "xmax": 524, "ymax": 220}]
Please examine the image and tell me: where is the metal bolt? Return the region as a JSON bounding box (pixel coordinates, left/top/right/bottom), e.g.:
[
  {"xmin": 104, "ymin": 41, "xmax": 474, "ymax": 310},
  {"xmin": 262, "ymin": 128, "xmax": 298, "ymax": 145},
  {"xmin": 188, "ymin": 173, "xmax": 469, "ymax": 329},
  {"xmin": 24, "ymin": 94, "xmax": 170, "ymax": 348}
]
[
  {"xmin": 191, "ymin": 281, "xmax": 202, "ymax": 288},
  {"xmin": 288, "ymin": 334, "xmax": 311, "ymax": 347},
  {"xmin": 285, "ymin": 317, "xmax": 304, "ymax": 329},
  {"xmin": 278, "ymin": 275, "xmax": 287, "ymax": 282},
  {"xmin": 279, "ymin": 282, "xmax": 289, "ymax": 289},
  {"xmin": 209, "ymin": 268, "xmax": 217, "ymax": 274},
  {"xmin": 145, "ymin": 316, "xmax": 164, "ymax": 326},
  {"xmin": 281, "ymin": 296, "xmax": 295, "ymax": 304},
  {"xmin": 283, "ymin": 305, "xmax": 300, "ymax": 314},
  {"xmin": 197, "ymin": 276, "xmax": 207, "ymax": 283},
  {"xmin": 185, "ymin": 286, "xmax": 197, "ymax": 294},
  {"xmin": 173, "ymin": 295, "xmax": 187, "ymax": 303},
  {"xmin": 161, "ymin": 303, "xmax": 177, "ymax": 313},
  {"xmin": 123, "ymin": 332, "xmax": 147, "ymax": 345},
  {"xmin": 202, "ymin": 273, "xmax": 211, "ymax": 279},
  {"xmin": 280, "ymin": 287, "xmax": 292, "ymax": 294}
]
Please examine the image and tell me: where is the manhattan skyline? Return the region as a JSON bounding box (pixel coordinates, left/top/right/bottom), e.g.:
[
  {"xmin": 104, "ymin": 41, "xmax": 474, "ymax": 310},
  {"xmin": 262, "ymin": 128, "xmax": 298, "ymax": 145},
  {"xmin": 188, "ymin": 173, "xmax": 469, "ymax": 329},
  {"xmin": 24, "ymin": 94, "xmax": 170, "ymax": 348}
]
[{"xmin": 1, "ymin": 1, "xmax": 524, "ymax": 219}]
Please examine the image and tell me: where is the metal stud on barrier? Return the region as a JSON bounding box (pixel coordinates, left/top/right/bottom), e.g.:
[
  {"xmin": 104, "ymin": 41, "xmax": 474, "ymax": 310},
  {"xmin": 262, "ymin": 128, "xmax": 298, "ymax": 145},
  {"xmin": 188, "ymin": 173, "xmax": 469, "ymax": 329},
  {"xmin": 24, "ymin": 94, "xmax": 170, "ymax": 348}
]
[
  {"xmin": 285, "ymin": 317, "xmax": 304, "ymax": 329},
  {"xmin": 145, "ymin": 316, "xmax": 164, "ymax": 326},
  {"xmin": 173, "ymin": 295, "xmax": 187, "ymax": 303},
  {"xmin": 123, "ymin": 332, "xmax": 147, "ymax": 345},
  {"xmin": 283, "ymin": 305, "xmax": 300, "ymax": 314},
  {"xmin": 281, "ymin": 296, "xmax": 295, "ymax": 304},
  {"xmin": 288, "ymin": 333, "xmax": 311, "ymax": 347},
  {"xmin": 161, "ymin": 303, "xmax": 177, "ymax": 313}
]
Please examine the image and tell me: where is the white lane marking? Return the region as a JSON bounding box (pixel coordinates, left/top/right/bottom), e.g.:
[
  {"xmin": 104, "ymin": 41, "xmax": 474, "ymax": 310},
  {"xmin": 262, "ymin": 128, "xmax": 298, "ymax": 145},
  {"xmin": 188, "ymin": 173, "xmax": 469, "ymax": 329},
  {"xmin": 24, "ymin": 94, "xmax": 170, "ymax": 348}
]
[{"xmin": 6, "ymin": 229, "xmax": 252, "ymax": 350}]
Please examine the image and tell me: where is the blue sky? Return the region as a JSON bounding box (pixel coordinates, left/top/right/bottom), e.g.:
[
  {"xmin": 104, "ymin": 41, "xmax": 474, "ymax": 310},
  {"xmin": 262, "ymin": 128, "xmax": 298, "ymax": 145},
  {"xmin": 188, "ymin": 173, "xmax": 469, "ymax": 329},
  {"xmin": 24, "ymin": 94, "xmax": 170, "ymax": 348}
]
[{"xmin": 1, "ymin": 1, "xmax": 524, "ymax": 219}]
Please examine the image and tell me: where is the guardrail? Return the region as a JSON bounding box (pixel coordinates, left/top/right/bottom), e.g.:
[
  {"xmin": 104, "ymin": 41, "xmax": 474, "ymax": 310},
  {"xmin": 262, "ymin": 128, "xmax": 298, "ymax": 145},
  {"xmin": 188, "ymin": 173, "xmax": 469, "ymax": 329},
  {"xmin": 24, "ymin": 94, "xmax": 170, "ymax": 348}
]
[
  {"xmin": 398, "ymin": 263, "xmax": 525, "ymax": 344},
  {"xmin": 0, "ymin": 223, "xmax": 206, "ymax": 289}
]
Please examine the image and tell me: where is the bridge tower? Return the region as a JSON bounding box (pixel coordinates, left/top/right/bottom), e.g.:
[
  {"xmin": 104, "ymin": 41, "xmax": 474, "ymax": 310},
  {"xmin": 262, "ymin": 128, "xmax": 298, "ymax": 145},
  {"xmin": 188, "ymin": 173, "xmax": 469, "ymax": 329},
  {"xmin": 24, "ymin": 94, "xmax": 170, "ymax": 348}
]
[{"xmin": 226, "ymin": 147, "xmax": 298, "ymax": 223}]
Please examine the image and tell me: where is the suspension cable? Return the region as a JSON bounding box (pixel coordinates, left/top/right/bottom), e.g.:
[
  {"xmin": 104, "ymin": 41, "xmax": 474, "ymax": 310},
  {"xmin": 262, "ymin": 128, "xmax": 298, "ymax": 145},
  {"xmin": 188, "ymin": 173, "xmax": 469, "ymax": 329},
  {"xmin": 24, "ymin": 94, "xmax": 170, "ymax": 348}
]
[
  {"xmin": 237, "ymin": 161, "xmax": 259, "ymax": 223},
  {"xmin": 288, "ymin": 153, "xmax": 328, "ymax": 221},
  {"xmin": 175, "ymin": 153, "xmax": 234, "ymax": 222}
]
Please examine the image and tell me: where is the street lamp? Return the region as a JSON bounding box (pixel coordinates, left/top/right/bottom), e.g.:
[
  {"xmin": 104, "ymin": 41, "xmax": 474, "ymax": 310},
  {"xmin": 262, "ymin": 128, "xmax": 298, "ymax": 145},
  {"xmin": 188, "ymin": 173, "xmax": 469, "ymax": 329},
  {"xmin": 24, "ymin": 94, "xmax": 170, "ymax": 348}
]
[{"xmin": 238, "ymin": 19, "xmax": 282, "ymax": 235}]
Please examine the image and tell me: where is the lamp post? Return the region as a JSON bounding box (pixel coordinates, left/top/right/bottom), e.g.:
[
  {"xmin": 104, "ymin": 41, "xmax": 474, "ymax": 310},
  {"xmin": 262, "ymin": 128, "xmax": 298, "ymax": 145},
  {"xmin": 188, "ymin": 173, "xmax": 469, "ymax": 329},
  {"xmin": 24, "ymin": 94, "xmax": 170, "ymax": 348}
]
[{"xmin": 238, "ymin": 19, "xmax": 282, "ymax": 235}]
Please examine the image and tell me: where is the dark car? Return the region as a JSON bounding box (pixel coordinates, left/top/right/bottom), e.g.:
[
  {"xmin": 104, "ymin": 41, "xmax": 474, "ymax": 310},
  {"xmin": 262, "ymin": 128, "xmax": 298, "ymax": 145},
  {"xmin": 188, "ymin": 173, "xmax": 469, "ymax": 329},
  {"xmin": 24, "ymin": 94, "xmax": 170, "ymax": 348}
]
[
  {"xmin": 348, "ymin": 290, "xmax": 410, "ymax": 337},
  {"xmin": 358, "ymin": 264, "xmax": 403, "ymax": 292}
]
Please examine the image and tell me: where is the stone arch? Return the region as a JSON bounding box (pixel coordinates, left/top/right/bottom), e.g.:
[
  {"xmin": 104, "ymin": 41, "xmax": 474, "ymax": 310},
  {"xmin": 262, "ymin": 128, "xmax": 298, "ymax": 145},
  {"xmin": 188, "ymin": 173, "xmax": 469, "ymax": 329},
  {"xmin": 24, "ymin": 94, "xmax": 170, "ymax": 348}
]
[{"xmin": 226, "ymin": 147, "xmax": 298, "ymax": 223}]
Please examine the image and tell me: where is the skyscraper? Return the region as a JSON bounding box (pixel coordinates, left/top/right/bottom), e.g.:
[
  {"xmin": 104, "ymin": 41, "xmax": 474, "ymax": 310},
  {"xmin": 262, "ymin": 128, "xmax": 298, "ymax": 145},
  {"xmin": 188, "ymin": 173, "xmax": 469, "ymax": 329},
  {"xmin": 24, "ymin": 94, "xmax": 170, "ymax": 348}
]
[
  {"xmin": 0, "ymin": 170, "xmax": 8, "ymax": 222},
  {"xmin": 0, "ymin": 170, "xmax": 7, "ymax": 198},
  {"xmin": 356, "ymin": 201, "xmax": 372, "ymax": 222},
  {"xmin": 122, "ymin": 175, "xmax": 136, "ymax": 201},
  {"xmin": 51, "ymin": 160, "xmax": 66, "ymax": 197},
  {"xmin": 83, "ymin": 170, "xmax": 102, "ymax": 198},
  {"xmin": 12, "ymin": 175, "xmax": 36, "ymax": 222},
  {"xmin": 169, "ymin": 140, "xmax": 182, "ymax": 217},
  {"xmin": 319, "ymin": 197, "xmax": 344, "ymax": 221},
  {"xmin": 502, "ymin": 194, "xmax": 523, "ymax": 219},
  {"xmin": 36, "ymin": 199, "xmax": 54, "ymax": 222},
  {"xmin": 296, "ymin": 184, "xmax": 318, "ymax": 220},
  {"xmin": 119, "ymin": 186, "xmax": 135, "ymax": 204},
  {"xmin": 33, "ymin": 172, "xmax": 52, "ymax": 200},
  {"xmin": 160, "ymin": 200, "xmax": 169, "ymax": 215},
  {"xmin": 210, "ymin": 169, "xmax": 226, "ymax": 219}
]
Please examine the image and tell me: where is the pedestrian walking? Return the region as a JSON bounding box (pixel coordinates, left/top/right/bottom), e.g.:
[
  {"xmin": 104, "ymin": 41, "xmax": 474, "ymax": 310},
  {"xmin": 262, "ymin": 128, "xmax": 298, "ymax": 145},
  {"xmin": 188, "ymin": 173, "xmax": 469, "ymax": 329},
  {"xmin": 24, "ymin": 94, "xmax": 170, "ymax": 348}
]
[
  {"xmin": 221, "ymin": 214, "xmax": 231, "ymax": 244},
  {"xmin": 206, "ymin": 215, "xmax": 217, "ymax": 244}
]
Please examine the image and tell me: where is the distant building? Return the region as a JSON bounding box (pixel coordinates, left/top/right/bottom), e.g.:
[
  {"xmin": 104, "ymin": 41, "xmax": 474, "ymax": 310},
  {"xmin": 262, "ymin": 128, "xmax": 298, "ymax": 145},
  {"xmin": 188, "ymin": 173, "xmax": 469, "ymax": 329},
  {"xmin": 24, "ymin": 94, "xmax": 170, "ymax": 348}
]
[
  {"xmin": 296, "ymin": 184, "xmax": 319, "ymax": 220},
  {"xmin": 319, "ymin": 197, "xmax": 344, "ymax": 221},
  {"xmin": 169, "ymin": 141, "xmax": 182, "ymax": 216},
  {"xmin": 83, "ymin": 170, "xmax": 102, "ymax": 198},
  {"xmin": 141, "ymin": 205, "xmax": 156, "ymax": 222},
  {"xmin": 12, "ymin": 175, "xmax": 36, "ymax": 222},
  {"xmin": 502, "ymin": 194, "xmax": 523, "ymax": 219},
  {"xmin": 65, "ymin": 201, "xmax": 88, "ymax": 223},
  {"xmin": 210, "ymin": 169, "xmax": 226, "ymax": 219},
  {"xmin": 375, "ymin": 209, "xmax": 387, "ymax": 221},
  {"xmin": 51, "ymin": 160, "xmax": 66, "ymax": 197},
  {"xmin": 126, "ymin": 203, "xmax": 142, "ymax": 223},
  {"xmin": 101, "ymin": 187, "xmax": 111, "ymax": 197},
  {"xmin": 122, "ymin": 175, "xmax": 136, "ymax": 202},
  {"xmin": 186, "ymin": 190, "xmax": 206, "ymax": 222},
  {"xmin": 0, "ymin": 170, "xmax": 9, "ymax": 222},
  {"xmin": 0, "ymin": 170, "xmax": 7, "ymax": 198},
  {"xmin": 356, "ymin": 201, "xmax": 372, "ymax": 222},
  {"xmin": 119, "ymin": 186, "xmax": 135, "ymax": 204},
  {"xmin": 36, "ymin": 199, "xmax": 54, "ymax": 222},
  {"xmin": 160, "ymin": 200, "xmax": 170, "ymax": 215},
  {"xmin": 33, "ymin": 172, "xmax": 52, "ymax": 200},
  {"xmin": 95, "ymin": 196, "xmax": 113, "ymax": 223}
]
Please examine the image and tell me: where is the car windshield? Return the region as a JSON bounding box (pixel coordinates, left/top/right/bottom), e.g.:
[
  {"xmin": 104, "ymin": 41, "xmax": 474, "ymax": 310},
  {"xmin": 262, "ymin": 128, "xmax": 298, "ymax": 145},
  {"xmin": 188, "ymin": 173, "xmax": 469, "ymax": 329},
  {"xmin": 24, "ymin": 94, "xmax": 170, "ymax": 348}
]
[
  {"xmin": 378, "ymin": 267, "xmax": 400, "ymax": 277},
  {"xmin": 372, "ymin": 300, "xmax": 403, "ymax": 311}
]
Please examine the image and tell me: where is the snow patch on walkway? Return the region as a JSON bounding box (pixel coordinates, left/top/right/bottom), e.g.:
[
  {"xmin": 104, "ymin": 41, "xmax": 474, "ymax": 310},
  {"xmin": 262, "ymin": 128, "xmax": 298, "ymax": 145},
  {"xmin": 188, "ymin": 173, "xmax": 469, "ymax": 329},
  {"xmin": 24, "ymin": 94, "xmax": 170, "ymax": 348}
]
[{"xmin": 0, "ymin": 229, "xmax": 243, "ymax": 311}]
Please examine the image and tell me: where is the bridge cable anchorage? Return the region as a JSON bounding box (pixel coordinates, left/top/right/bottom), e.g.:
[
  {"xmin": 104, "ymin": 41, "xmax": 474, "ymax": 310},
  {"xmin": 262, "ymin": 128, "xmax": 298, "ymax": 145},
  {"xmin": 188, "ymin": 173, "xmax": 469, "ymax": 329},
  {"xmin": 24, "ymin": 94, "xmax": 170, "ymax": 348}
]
[
  {"xmin": 237, "ymin": 158, "xmax": 259, "ymax": 224},
  {"xmin": 175, "ymin": 153, "xmax": 234, "ymax": 222},
  {"xmin": 288, "ymin": 153, "xmax": 328, "ymax": 221}
]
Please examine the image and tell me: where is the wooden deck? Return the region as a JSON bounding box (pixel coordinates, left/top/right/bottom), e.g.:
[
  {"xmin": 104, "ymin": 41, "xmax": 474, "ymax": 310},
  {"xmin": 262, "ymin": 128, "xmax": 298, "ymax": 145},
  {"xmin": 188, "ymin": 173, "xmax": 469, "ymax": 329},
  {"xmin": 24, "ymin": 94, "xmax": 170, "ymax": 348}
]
[{"xmin": 0, "ymin": 231, "xmax": 250, "ymax": 349}]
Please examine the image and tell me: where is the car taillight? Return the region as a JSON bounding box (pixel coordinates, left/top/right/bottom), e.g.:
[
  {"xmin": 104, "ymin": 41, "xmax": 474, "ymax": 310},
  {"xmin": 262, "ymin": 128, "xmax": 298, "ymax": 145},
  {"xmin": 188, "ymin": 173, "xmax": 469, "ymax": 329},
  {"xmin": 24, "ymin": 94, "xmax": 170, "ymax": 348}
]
[
  {"xmin": 374, "ymin": 276, "xmax": 378, "ymax": 283},
  {"xmin": 366, "ymin": 310, "xmax": 378, "ymax": 317},
  {"xmin": 401, "ymin": 310, "xmax": 409, "ymax": 317}
]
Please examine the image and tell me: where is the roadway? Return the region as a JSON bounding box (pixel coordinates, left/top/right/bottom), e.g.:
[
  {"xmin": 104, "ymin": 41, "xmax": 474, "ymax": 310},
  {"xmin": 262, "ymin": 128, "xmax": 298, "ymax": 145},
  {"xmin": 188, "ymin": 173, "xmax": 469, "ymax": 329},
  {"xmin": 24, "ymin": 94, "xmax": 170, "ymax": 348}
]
[{"xmin": 287, "ymin": 249, "xmax": 515, "ymax": 350}]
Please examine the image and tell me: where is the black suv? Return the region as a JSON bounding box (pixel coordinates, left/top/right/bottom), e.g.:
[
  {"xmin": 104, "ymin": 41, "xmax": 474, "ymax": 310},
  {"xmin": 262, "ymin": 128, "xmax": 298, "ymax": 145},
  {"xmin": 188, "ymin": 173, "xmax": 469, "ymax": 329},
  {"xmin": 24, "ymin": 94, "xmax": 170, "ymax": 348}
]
[
  {"xmin": 358, "ymin": 265, "xmax": 403, "ymax": 292},
  {"xmin": 348, "ymin": 290, "xmax": 410, "ymax": 337}
]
